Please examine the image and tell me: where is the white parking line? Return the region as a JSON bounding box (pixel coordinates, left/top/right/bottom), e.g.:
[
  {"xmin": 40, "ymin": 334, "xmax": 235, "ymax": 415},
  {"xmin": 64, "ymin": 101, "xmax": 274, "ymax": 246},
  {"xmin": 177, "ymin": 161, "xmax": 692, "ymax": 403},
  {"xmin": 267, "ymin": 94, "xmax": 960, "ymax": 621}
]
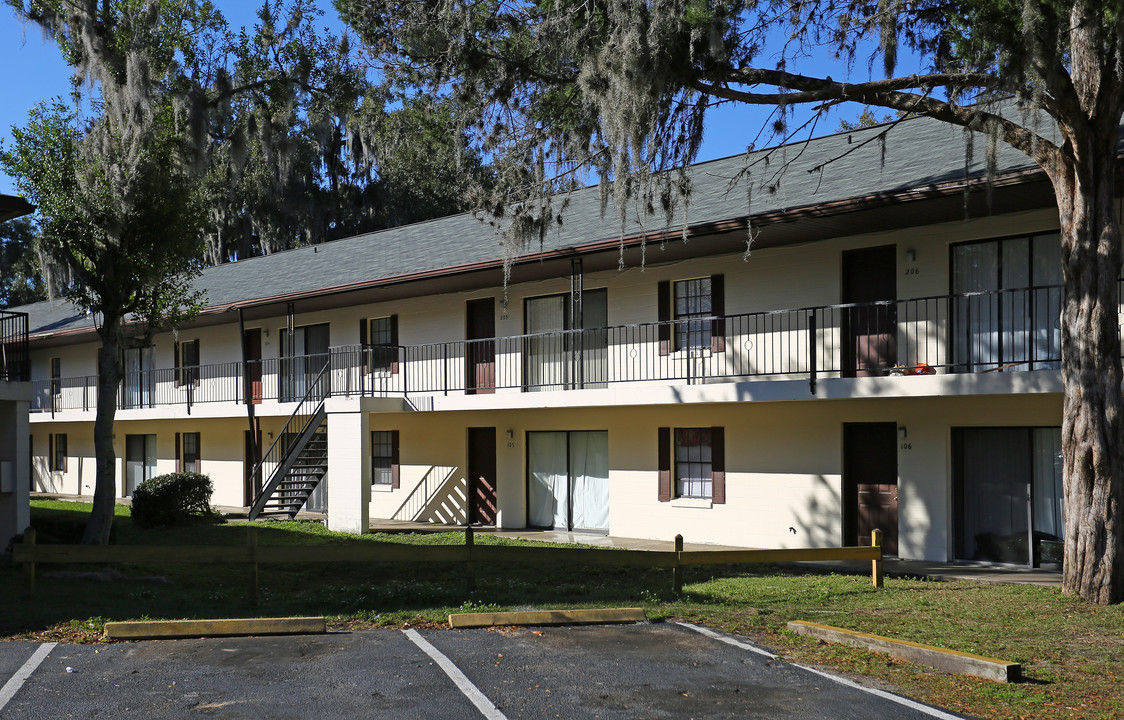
[
  {"xmin": 0, "ymin": 643, "xmax": 57, "ymax": 712},
  {"xmin": 402, "ymin": 629, "xmax": 508, "ymax": 720},
  {"xmin": 677, "ymin": 621, "xmax": 779, "ymax": 659},
  {"xmin": 677, "ymin": 622, "xmax": 965, "ymax": 720}
]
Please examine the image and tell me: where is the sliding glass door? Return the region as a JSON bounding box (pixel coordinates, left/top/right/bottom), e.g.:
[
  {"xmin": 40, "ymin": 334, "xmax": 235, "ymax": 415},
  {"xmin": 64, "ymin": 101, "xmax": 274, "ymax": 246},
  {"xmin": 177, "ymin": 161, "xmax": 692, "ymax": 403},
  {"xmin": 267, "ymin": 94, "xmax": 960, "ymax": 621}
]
[
  {"xmin": 952, "ymin": 234, "xmax": 1061, "ymax": 372},
  {"xmin": 524, "ymin": 290, "xmax": 607, "ymax": 391},
  {"xmin": 527, "ymin": 431, "xmax": 609, "ymax": 532},
  {"xmin": 953, "ymin": 427, "xmax": 1064, "ymax": 566},
  {"xmin": 280, "ymin": 323, "xmax": 330, "ymax": 401}
]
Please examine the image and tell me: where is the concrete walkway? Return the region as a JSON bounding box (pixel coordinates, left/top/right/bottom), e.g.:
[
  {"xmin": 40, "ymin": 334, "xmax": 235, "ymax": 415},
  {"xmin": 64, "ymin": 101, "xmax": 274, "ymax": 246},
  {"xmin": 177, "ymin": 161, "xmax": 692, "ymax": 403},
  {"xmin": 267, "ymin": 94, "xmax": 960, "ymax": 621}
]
[{"xmin": 31, "ymin": 493, "xmax": 1061, "ymax": 587}]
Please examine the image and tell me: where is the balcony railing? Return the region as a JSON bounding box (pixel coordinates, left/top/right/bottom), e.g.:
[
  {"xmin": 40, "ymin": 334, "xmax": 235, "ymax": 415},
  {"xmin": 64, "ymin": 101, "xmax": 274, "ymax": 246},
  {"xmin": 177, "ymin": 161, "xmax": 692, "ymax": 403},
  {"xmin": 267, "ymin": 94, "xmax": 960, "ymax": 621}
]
[
  {"xmin": 0, "ymin": 310, "xmax": 29, "ymax": 382},
  {"xmin": 30, "ymin": 286, "xmax": 1079, "ymax": 413}
]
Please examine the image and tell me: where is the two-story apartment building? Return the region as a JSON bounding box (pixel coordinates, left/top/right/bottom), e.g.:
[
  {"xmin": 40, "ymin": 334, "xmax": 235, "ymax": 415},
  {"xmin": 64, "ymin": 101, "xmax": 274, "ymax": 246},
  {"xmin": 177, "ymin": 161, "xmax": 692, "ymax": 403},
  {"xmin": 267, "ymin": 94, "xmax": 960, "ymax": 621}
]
[
  {"xmin": 0, "ymin": 194, "xmax": 34, "ymax": 550},
  {"xmin": 18, "ymin": 112, "xmax": 1076, "ymax": 566}
]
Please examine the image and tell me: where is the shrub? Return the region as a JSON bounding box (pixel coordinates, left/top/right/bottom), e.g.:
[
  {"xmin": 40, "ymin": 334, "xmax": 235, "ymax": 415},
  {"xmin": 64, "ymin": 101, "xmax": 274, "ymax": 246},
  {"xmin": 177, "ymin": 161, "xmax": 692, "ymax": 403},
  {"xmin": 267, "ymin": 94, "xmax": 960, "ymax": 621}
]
[{"xmin": 130, "ymin": 472, "xmax": 216, "ymax": 528}]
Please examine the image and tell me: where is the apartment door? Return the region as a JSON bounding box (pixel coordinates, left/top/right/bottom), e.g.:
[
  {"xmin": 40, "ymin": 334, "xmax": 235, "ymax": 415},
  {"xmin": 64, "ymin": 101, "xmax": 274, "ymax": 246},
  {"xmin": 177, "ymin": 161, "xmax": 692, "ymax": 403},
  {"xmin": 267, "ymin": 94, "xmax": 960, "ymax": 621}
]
[
  {"xmin": 280, "ymin": 323, "xmax": 330, "ymax": 401},
  {"xmin": 524, "ymin": 290, "xmax": 608, "ymax": 391},
  {"xmin": 466, "ymin": 299, "xmax": 495, "ymax": 394},
  {"xmin": 124, "ymin": 434, "xmax": 156, "ymax": 496},
  {"xmin": 951, "ymin": 234, "xmax": 1062, "ymax": 372},
  {"xmin": 244, "ymin": 328, "xmax": 263, "ymax": 404},
  {"xmin": 527, "ymin": 431, "xmax": 609, "ymax": 532},
  {"xmin": 842, "ymin": 246, "xmax": 897, "ymax": 377},
  {"xmin": 123, "ymin": 346, "xmax": 155, "ymax": 408},
  {"xmin": 467, "ymin": 427, "xmax": 497, "ymax": 524},
  {"xmin": 843, "ymin": 423, "xmax": 899, "ymax": 555},
  {"xmin": 953, "ymin": 427, "xmax": 1064, "ymax": 566}
]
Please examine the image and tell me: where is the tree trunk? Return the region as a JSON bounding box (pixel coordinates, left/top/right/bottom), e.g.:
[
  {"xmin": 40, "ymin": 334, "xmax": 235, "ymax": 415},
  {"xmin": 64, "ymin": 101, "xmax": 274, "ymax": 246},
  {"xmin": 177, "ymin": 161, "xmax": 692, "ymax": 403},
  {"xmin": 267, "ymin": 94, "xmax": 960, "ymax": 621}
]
[
  {"xmin": 1054, "ymin": 134, "xmax": 1124, "ymax": 605},
  {"xmin": 82, "ymin": 320, "xmax": 122, "ymax": 545}
]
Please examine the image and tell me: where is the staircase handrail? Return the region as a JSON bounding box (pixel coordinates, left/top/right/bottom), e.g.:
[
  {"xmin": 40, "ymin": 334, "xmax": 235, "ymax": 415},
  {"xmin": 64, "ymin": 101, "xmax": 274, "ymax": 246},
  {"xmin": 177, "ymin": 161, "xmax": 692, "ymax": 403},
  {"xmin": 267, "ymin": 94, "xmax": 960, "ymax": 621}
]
[{"xmin": 248, "ymin": 364, "xmax": 330, "ymax": 519}]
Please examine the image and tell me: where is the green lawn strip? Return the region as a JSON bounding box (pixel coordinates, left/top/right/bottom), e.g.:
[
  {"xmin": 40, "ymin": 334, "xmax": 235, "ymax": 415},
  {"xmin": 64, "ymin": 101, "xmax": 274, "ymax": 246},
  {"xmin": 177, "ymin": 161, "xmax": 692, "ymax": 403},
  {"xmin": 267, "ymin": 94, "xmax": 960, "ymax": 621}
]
[{"xmin": 4, "ymin": 500, "xmax": 1122, "ymax": 720}]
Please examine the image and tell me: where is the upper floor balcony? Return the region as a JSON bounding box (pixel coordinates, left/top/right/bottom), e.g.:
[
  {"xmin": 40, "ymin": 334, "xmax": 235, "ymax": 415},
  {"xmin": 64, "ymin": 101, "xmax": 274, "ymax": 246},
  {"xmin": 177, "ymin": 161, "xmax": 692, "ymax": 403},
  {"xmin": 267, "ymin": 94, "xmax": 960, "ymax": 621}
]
[
  {"xmin": 0, "ymin": 310, "xmax": 29, "ymax": 383},
  {"xmin": 30, "ymin": 285, "xmax": 1076, "ymax": 416}
]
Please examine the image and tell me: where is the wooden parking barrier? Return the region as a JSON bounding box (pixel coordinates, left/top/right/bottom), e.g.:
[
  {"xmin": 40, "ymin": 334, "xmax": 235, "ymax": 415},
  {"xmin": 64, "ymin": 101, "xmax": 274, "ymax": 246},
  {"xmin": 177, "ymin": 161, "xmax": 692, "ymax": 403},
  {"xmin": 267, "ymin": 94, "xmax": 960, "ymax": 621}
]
[
  {"xmin": 248, "ymin": 525, "xmax": 259, "ymax": 605},
  {"xmin": 465, "ymin": 525, "xmax": 476, "ymax": 593},
  {"xmin": 872, "ymin": 528, "xmax": 884, "ymax": 588},
  {"xmin": 12, "ymin": 526, "xmax": 885, "ymax": 603},
  {"xmin": 672, "ymin": 534, "xmax": 684, "ymax": 596},
  {"xmin": 23, "ymin": 527, "xmax": 35, "ymax": 598}
]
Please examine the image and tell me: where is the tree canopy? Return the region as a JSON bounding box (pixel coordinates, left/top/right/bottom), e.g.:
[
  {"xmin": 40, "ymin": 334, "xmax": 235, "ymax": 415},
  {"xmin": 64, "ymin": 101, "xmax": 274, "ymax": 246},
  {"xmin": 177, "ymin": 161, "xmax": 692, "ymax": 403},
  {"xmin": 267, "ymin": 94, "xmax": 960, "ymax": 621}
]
[{"xmin": 338, "ymin": 0, "xmax": 1124, "ymax": 604}]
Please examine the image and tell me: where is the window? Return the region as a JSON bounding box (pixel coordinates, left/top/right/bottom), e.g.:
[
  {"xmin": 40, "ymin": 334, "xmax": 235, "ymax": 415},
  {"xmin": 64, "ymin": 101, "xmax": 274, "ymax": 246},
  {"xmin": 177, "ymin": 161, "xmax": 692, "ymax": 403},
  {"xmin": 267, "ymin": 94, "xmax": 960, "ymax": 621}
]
[
  {"xmin": 177, "ymin": 432, "xmax": 201, "ymax": 473},
  {"xmin": 360, "ymin": 316, "xmax": 398, "ymax": 374},
  {"xmin": 952, "ymin": 233, "xmax": 1061, "ymax": 371},
  {"xmin": 49, "ymin": 433, "xmax": 67, "ymax": 472},
  {"xmin": 658, "ymin": 426, "xmax": 725, "ymax": 503},
  {"xmin": 371, "ymin": 430, "xmax": 400, "ymax": 487},
  {"xmin": 953, "ymin": 427, "xmax": 1064, "ymax": 566},
  {"xmin": 175, "ymin": 339, "xmax": 200, "ymax": 387},
  {"xmin": 50, "ymin": 357, "xmax": 61, "ymax": 396},
  {"xmin": 657, "ymin": 275, "xmax": 725, "ymax": 355}
]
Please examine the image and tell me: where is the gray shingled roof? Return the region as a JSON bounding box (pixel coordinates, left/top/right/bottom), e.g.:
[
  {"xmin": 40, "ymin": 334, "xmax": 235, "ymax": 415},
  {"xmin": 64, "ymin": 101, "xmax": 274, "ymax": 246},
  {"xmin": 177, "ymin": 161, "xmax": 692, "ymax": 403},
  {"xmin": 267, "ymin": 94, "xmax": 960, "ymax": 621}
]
[{"xmin": 14, "ymin": 108, "xmax": 1054, "ymax": 337}]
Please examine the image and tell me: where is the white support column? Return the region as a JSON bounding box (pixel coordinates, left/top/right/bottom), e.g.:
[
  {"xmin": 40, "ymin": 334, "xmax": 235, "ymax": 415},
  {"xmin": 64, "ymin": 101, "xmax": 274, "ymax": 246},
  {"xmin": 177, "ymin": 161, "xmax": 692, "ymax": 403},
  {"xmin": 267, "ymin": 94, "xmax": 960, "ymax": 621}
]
[{"xmin": 326, "ymin": 410, "xmax": 370, "ymax": 534}]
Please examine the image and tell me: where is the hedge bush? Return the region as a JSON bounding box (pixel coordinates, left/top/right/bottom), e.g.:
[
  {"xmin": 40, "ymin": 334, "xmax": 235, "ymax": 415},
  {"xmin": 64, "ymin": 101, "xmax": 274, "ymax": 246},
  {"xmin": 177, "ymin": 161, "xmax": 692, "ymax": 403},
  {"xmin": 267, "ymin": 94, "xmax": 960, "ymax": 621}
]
[{"xmin": 130, "ymin": 472, "xmax": 216, "ymax": 528}]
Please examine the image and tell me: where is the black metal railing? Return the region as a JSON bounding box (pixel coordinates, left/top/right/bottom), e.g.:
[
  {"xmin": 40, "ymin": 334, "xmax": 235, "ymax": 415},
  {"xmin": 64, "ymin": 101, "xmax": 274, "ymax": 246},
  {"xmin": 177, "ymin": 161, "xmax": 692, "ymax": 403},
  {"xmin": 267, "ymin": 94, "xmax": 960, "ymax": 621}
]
[
  {"xmin": 0, "ymin": 310, "xmax": 29, "ymax": 381},
  {"xmin": 247, "ymin": 364, "xmax": 331, "ymax": 520},
  {"xmin": 30, "ymin": 285, "xmax": 1080, "ymax": 412}
]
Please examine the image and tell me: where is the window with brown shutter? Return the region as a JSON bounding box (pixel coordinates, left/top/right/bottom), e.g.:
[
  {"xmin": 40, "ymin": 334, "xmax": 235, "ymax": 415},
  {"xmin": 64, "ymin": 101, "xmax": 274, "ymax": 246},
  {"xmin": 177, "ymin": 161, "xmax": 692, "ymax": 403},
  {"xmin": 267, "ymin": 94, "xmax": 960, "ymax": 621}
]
[
  {"xmin": 658, "ymin": 427, "xmax": 671, "ymax": 501},
  {"xmin": 50, "ymin": 433, "xmax": 67, "ymax": 472},
  {"xmin": 371, "ymin": 429, "xmax": 400, "ymax": 488},
  {"xmin": 362, "ymin": 316, "xmax": 399, "ymax": 374},
  {"xmin": 660, "ymin": 426, "xmax": 725, "ymax": 503},
  {"xmin": 660, "ymin": 276, "xmax": 726, "ymax": 355}
]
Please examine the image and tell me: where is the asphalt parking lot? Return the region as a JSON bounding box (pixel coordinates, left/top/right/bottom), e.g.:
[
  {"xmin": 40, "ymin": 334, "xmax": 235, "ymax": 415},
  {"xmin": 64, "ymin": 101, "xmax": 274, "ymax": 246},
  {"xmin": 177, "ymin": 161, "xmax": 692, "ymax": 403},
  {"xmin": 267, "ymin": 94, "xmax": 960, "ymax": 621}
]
[{"xmin": 0, "ymin": 622, "xmax": 974, "ymax": 719}]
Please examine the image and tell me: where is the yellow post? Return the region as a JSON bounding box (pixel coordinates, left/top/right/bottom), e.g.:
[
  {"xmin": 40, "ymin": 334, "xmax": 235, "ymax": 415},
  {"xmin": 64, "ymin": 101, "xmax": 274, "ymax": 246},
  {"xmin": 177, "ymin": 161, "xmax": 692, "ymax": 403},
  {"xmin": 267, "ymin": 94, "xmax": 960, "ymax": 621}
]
[
  {"xmin": 465, "ymin": 526, "xmax": 476, "ymax": 594},
  {"xmin": 248, "ymin": 525, "xmax": 259, "ymax": 605},
  {"xmin": 871, "ymin": 528, "xmax": 884, "ymax": 588},
  {"xmin": 24, "ymin": 527, "xmax": 36, "ymax": 598}
]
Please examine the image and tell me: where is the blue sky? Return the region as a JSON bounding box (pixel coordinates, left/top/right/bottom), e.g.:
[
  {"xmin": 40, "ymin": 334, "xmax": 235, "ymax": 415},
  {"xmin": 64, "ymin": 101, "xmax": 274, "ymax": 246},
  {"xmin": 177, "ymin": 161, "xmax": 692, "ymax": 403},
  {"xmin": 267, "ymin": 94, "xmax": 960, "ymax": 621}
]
[{"xmin": 0, "ymin": 3, "xmax": 914, "ymax": 197}]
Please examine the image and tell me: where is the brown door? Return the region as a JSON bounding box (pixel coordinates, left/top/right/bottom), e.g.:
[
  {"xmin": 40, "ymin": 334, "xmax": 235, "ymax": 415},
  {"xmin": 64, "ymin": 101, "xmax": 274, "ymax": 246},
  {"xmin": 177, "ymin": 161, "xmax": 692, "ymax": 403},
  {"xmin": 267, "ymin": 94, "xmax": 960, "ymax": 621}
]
[
  {"xmin": 244, "ymin": 426, "xmax": 262, "ymax": 505},
  {"xmin": 244, "ymin": 328, "xmax": 262, "ymax": 404},
  {"xmin": 843, "ymin": 422, "xmax": 899, "ymax": 555},
  {"xmin": 842, "ymin": 246, "xmax": 897, "ymax": 377},
  {"xmin": 466, "ymin": 299, "xmax": 496, "ymax": 394},
  {"xmin": 468, "ymin": 427, "xmax": 497, "ymax": 524}
]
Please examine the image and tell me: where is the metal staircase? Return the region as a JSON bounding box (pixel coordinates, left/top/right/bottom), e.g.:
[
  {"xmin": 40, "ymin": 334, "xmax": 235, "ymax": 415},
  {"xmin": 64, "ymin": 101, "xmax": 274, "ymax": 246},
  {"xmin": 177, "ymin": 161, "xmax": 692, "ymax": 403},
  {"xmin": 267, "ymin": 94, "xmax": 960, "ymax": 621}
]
[{"xmin": 248, "ymin": 365, "xmax": 330, "ymax": 521}]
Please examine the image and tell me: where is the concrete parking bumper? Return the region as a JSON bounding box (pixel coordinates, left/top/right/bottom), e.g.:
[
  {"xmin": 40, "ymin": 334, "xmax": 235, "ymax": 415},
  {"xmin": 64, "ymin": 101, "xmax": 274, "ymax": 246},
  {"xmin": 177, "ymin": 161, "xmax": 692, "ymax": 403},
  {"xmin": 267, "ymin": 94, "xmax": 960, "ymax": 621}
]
[
  {"xmin": 787, "ymin": 620, "xmax": 1020, "ymax": 682},
  {"xmin": 448, "ymin": 607, "xmax": 645, "ymax": 628},
  {"xmin": 103, "ymin": 617, "xmax": 326, "ymax": 640}
]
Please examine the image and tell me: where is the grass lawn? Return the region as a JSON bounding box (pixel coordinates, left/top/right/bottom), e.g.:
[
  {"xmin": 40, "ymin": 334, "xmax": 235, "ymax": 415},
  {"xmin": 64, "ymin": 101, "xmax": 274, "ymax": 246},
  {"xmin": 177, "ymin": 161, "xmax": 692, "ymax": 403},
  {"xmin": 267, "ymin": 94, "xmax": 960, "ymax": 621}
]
[{"xmin": 2, "ymin": 500, "xmax": 1122, "ymax": 720}]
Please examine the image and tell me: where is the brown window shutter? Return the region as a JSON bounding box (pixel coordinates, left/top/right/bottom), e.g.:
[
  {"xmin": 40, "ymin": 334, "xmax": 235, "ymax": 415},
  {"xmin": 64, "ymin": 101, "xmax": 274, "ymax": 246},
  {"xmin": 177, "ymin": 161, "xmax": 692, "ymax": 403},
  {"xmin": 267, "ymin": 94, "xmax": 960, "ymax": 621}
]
[
  {"xmin": 173, "ymin": 342, "xmax": 181, "ymax": 387},
  {"xmin": 658, "ymin": 426, "xmax": 671, "ymax": 501},
  {"xmin": 390, "ymin": 429, "xmax": 400, "ymax": 489},
  {"xmin": 359, "ymin": 319, "xmax": 369, "ymax": 373},
  {"xmin": 48, "ymin": 434, "xmax": 53, "ymax": 472},
  {"xmin": 390, "ymin": 314, "xmax": 400, "ymax": 374},
  {"xmin": 195, "ymin": 433, "xmax": 202, "ymax": 471},
  {"xmin": 60, "ymin": 435, "xmax": 67, "ymax": 473},
  {"xmin": 175, "ymin": 432, "xmax": 181, "ymax": 473},
  {"xmin": 189, "ymin": 340, "xmax": 200, "ymax": 387},
  {"xmin": 658, "ymin": 281, "xmax": 672, "ymax": 356},
  {"xmin": 711, "ymin": 426, "xmax": 726, "ymax": 504},
  {"xmin": 710, "ymin": 274, "xmax": 726, "ymax": 353}
]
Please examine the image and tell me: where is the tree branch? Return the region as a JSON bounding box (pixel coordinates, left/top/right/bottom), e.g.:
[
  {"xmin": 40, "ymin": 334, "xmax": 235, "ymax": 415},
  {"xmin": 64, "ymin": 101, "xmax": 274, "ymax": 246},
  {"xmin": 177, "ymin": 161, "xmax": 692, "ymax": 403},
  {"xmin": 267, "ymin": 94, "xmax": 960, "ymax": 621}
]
[{"xmin": 691, "ymin": 75, "xmax": 1061, "ymax": 168}]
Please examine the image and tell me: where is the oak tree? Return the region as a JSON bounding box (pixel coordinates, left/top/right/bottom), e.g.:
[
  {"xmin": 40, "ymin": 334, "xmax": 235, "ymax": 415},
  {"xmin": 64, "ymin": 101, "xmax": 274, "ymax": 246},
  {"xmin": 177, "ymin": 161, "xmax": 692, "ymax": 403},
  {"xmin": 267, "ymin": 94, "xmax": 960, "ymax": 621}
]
[{"xmin": 338, "ymin": 0, "xmax": 1124, "ymax": 603}]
